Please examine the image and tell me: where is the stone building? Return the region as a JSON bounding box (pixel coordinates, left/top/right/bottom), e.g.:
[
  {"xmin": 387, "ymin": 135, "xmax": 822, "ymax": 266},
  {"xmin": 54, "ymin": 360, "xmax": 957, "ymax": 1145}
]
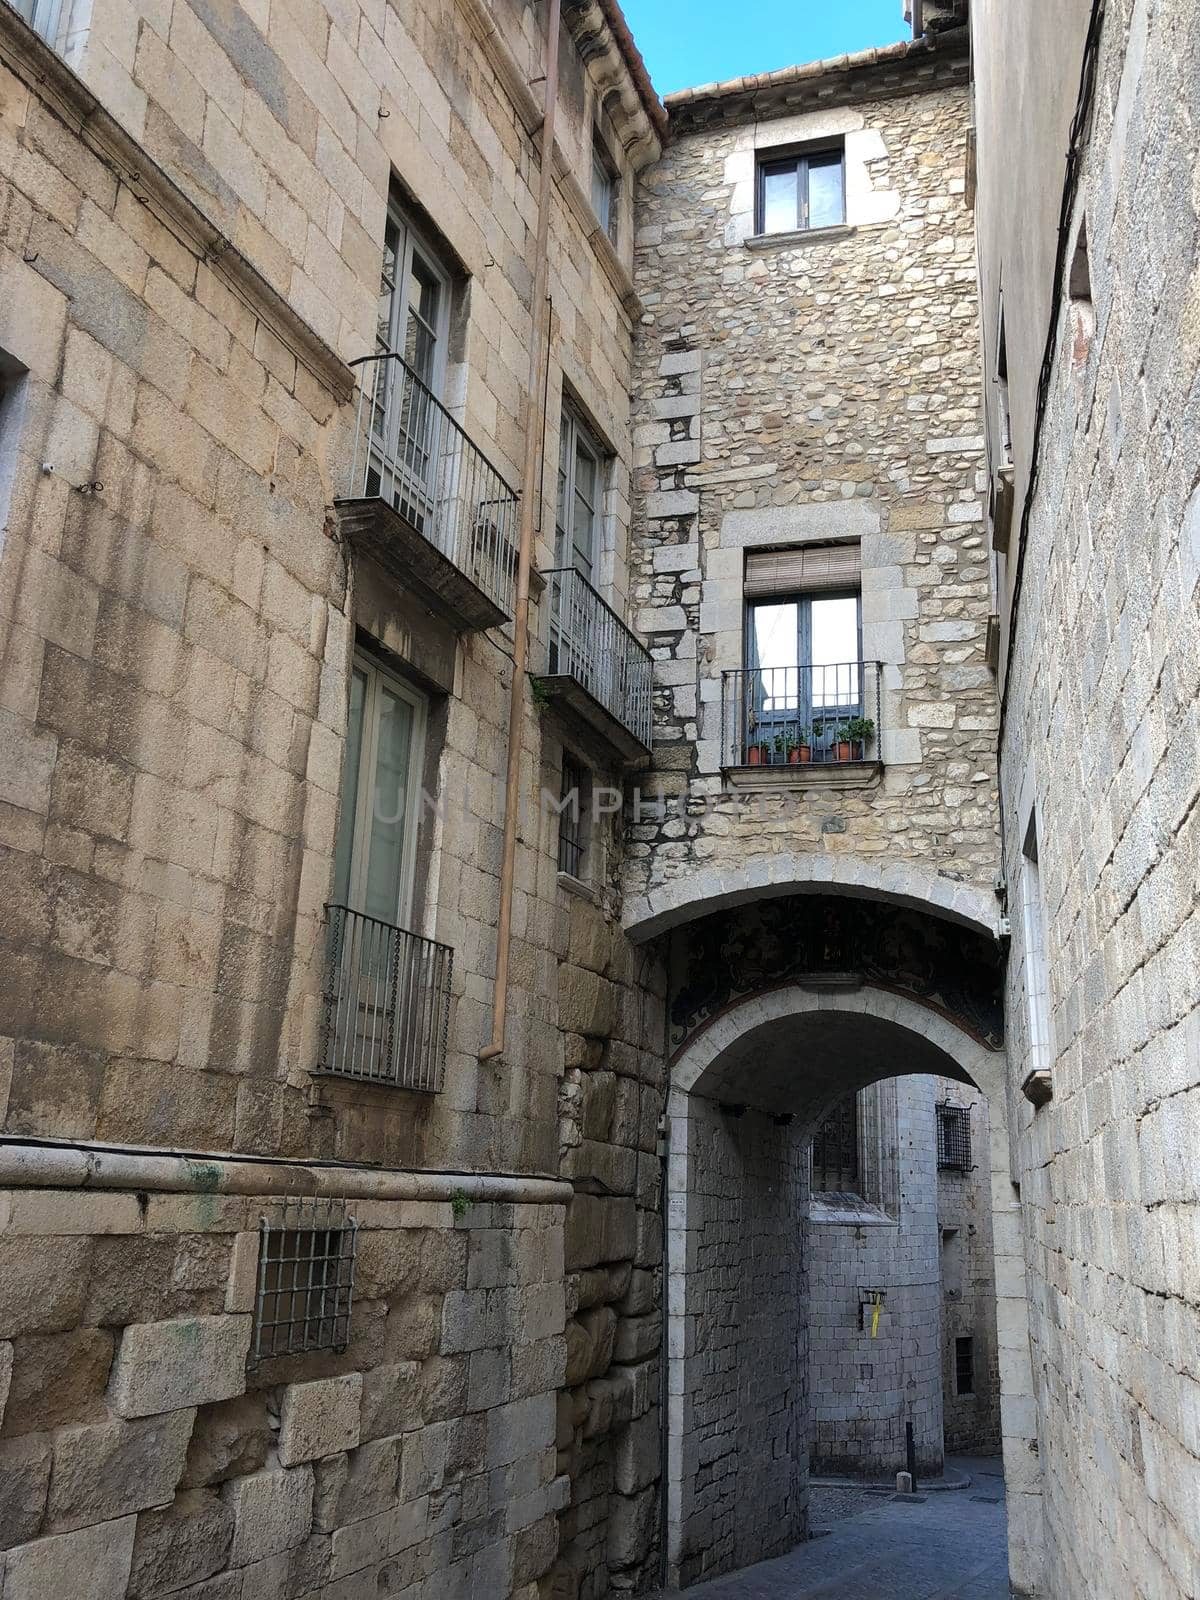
[
  {"xmin": 0, "ymin": 0, "xmax": 1196, "ymax": 1597},
  {"xmin": 0, "ymin": 0, "xmax": 669, "ymax": 1595},
  {"xmin": 807, "ymin": 1072, "xmax": 1000, "ymax": 1479},
  {"xmin": 972, "ymin": 0, "xmax": 1200, "ymax": 1594}
]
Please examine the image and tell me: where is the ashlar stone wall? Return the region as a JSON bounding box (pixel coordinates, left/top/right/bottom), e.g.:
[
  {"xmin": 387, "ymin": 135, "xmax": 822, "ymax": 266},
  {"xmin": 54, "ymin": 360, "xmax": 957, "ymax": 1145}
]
[
  {"xmin": 807, "ymin": 1076, "xmax": 944, "ymax": 1479},
  {"xmin": 994, "ymin": 0, "xmax": 1200, "ymax": 1593},
  {"xmin": 0, "ymin": 1180, "xmax": 567, "ymax": 1600},
  {"xmin": 626, "ymin": 58, "xmax": 1000, "ymax": 909}
]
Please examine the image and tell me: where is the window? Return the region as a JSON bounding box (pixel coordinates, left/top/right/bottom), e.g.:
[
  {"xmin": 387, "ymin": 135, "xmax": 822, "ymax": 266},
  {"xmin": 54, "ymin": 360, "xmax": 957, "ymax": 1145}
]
[
  {"xmin": 557, "ymin": 754, "xmax": 590, "ymax": 880},
  {"xmin": 1067, "ymin": 216, "xmax": 1094, "ymax": 368},
  {"xmin": 254, "ymin": 1201, "xmax": 358, "ymax": 1360},
  {"xmin": 936, "ymin": 1102, "xmax": 972, "ymax": 1170},
  {"xmin": 955, "ymin": 1335, "xmax": 975, "ymax": 1396},
  {"xmin": 811, "ymin": 1093, "xmax": 860, "ymax": 1193},
  {"xmin": 742, "ymin": 543, "xmax": 865, "ymax": 764},
  {"xmin": 556, "ymin": 405, "xmax": 604, "ymax": 584},
  {"xmin": 591, "ymin": 138, "xmax": 618, "ymax": 244},
  {"xmin": 332, "ymin": 653, "xmax": 428, "ymax": 930},
  {"xmin": 366, "ymin": 200, "xmax": 451, "ymax": 518},
  {"xmin": 0, "ymin": 356, "xmax": 29, "ymax": 531},
  {"xmin": 11, "ymin": 0, "xmax": 62, "ymax": 45},
  {"xmin": 1020, "ymin": 810, "xmax": 1053, "ymax": 1082},
  {"xmin": 757, "ymin": 146, "xmax": 845, "ymax": 236}
]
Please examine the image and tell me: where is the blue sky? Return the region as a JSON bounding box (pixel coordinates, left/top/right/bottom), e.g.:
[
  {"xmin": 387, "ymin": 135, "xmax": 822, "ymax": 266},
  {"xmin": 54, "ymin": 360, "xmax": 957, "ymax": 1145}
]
[{"xmin": 621, "ymin": 0, "xmax": 910, "ymax": 97}]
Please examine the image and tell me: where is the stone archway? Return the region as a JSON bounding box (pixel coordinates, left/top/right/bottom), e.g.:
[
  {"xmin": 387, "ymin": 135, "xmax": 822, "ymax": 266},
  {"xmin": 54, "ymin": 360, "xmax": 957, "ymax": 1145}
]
[
  {"xmin": 663, "ymin": 984, "xmax": 1044, "ymax": 1595},
  {"xmin": 624, "ymin": 853, "xmax": 1001, "ymax": 944}
]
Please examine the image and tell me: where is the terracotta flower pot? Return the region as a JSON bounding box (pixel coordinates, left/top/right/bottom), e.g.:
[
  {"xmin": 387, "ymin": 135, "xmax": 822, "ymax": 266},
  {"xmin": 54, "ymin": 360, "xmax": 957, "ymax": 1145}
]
[
  {"xmin": 835, "ymin": 740, "xmax": 853, "ymax": 763},
  {"xmin": 797, "ymin": 745, "xmax": 812, "ymax": 764},
  {"xmin": 788, "ymin": 747, "xmax": 802, "ymax": 765},
  {"xmin": 748, "ymin": 743, "xmax": 765, "ymax": 766}
]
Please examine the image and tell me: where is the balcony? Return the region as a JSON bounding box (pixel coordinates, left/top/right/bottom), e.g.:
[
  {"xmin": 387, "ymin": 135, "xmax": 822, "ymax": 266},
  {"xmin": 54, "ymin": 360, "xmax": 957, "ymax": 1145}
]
[
  {"xmin": 334, "ymin": 353, "xmax": 518, "ymax": 632},
  {"xmin": 316, "ymin": 904, "xmax": 453, "ymax": 1093},
  {"xmin": 534, "ymin": 568, "xmax": 653, "ymax": 766},
  {"xmin": 721, "ymin": 661, "xmax": 883, "ymax": 787}
]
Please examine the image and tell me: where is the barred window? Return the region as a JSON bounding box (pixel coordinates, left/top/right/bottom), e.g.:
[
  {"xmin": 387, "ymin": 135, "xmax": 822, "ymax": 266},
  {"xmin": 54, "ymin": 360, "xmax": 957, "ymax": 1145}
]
[
  {"xmin": 254, "ymin": 1200, "xmax": 358, "ymax": 1360},
  {"xmin": 936, "ymin": 1102, "xmax": 972, "ymax": 1170},
  {"xmin": 557, "ymin": 755, "xmax": 589, "ymax": 880},
  {"xmin": 811, "ymin": 1093, "xmax": 859, "ymax": 1193}
]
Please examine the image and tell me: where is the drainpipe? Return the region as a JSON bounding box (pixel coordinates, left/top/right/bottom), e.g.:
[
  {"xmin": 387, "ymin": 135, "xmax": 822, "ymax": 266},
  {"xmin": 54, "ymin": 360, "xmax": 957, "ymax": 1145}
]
[{"xmin": 480, "ymin": 0, "xmax": 561, "ymax": 1062}]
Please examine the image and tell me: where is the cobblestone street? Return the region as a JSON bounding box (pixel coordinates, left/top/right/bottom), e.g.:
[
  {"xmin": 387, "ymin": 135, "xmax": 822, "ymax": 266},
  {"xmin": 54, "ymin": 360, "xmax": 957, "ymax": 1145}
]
[{"xmin": 658, "ymin": 1459, "xmax": 1010, "ymax": 1600}]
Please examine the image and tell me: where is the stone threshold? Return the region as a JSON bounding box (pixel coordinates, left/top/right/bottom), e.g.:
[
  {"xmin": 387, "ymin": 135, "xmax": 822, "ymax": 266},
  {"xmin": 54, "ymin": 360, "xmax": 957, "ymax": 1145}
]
[{"xmin": 0, "ymin": 1135, "xmax": 572, "ymax": 1206}]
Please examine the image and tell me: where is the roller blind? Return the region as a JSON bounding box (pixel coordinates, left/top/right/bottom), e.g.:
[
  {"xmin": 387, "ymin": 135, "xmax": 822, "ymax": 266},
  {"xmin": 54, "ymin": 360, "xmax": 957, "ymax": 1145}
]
[{"xmin": 743, "ymin": 541, "xmax": 861, "ymax": 598}]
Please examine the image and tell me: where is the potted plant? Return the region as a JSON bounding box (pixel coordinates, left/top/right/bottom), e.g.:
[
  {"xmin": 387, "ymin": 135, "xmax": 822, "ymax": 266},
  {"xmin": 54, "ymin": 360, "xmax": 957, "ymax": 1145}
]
[
  {"xmin": 844, "ymin": 715, "xmax": 876, "ymax": 760},
  {"xmin": 773, "ymin": 730, "xmax": 798, "ymax": 765},
  {"xmin": 833, "ymin": 721, "xmax": 853, "ymax": 763},
  {"xmin": 794, "ymin": 726, "xmax": 812, "ymax": 764}
]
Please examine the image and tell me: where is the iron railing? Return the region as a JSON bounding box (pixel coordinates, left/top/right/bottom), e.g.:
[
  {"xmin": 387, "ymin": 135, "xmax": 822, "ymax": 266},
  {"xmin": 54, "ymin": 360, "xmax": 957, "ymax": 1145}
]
[
  {"xmin": 318, "ymin": 904, "xmax": 453, "ymax": 1092},
  {"xmin": 545, "ymin": 567, "xmax": 653, "ymax": 751},
  {"xmin": 721, "ymin": 660, "xmax": 882, "ymax": 768},
  {"xmin": 343, "ymin": 351, "xmax": 518, "ymax": 619}
]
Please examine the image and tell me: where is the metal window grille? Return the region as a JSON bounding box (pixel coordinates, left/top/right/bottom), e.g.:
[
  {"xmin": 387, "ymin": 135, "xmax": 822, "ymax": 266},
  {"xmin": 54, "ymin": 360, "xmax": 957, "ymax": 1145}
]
[
  {"xmin": 557, "ymin": 756, "xmax": 587, "ymax": 878},
  {"xmin": 253, "ymin": 1198, "xmax": 358, "ymax": 1360},
  {"xmin": 937, "ymin": 1102, "xmax": 972, "ymax": 1170},
  {"xmin": 955, "ymin": 1335, "xmax": 975, "ymax": 1395},
  {"xmin": 811, "ymin": 1093, "xmax": 860, "ymax": 1192}
]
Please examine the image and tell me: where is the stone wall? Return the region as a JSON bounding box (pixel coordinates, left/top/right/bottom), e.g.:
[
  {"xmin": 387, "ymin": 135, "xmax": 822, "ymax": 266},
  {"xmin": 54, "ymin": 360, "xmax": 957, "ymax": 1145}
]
[
  {"xmin": 936, "ymin": 1076, "xmax": 1001, "ymax": 1455},
  {"xmin": 0, "ymin": 1178, "xmax": 566, "ymax": 1599},
  {"xmin": 808, "ymin": 1076, "xmax": 944, "ymax": 1479},
  {"xmin": 0, "ymin": 5, "xmax": 666, "ymax": 1596},
  {"xmin": 981, "ymin": 0, "xmax": 1200, "ymax": 1593},
  {"xmin": 626, "ymin": 56, "xmax": 999, "ymax": 911},
  {"xmin": 666, "ymin": 1099, "xmax": 808, "ymax": 1587}
]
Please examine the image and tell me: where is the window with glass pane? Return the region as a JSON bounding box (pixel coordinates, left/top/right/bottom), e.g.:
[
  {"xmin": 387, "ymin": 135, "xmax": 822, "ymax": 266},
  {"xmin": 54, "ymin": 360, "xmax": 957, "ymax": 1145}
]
[
  {"xmin": 369, "ymin": 202, "xmax": 449, "ymax": 516},
  {"xmin": 812, "ymin": 1094, "xmax": 860, "ymax": 1192},
  {"xmin": 557, "ymin": 755, "xmax": 589, "ymax": 879},
  {"xmin": 333, "ymin": 656, "xmax": 426, "ymax": 930},
  {"xmin": 757, "ymin": 147, "xmax": 845, "ymax": 235},
  {"xmin": 556, "ymin": 408, "xmax": 603, "ymax": 584},
  {"xmin": 745, "ymin": 586, "xmax": 861, "ymax": 762},
  {"xmin": 591, "ymin": 142, "xmax": 617, "ymax": 242},
  {"xmin": 13, "ymin": 0, "xmax": 62, "ymax": 44}
]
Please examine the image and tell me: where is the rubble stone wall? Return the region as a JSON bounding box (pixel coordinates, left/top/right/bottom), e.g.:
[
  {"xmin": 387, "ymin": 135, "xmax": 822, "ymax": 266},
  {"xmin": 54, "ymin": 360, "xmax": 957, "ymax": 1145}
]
[{"xmin": 626, "ymin": 64, "xmax": 999, "ymax": 908}]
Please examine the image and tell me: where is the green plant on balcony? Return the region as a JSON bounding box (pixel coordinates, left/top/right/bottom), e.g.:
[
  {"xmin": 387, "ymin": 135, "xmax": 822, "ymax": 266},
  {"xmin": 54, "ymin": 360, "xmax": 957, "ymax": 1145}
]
[{"xmin": 843, "ymin": 715, "xmax": 875, "ymax": 760}]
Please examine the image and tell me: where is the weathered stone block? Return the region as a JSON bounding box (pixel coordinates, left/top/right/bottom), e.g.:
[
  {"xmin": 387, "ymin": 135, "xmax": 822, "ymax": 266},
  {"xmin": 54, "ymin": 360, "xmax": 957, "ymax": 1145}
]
[
  {"xmin": 1, "ymin": 1328, "xmax": 114, "ymax": 1435},
  {"xmin": 180, "ymin": 1394, "xmax": 272, "ymax": 1487},
  {"xmin": 127, "ymin": 1488, "xmax": 233, "ymax": 1598},
  {"xmin": 358, "ymin": 1360, "xmax": 421, "ymax": 1443},
  {"xmin": 564, "ymin": 1306, "xmax": 617, "ymax": 1386},
  {"xmin": 223, "ymin": 1464, "xmax": 314, "ymax": 1567},
  {"xmin": 0, "ymin": 1237, "xmax": 91, "ymax": 1337},
  {"xmin": 607, "ymin": 1482, "xmax": 657, "ymax": 1570},
  {"xmin": 612, "ymin": 1313, "xmax": 660, "ymax": 1364},
  {"xmin": 2, "ymin": 1515, "xmax": 137, "ymax": 1600},
  {"xmin": 85, "ymin": 1235, "xmax": 232, "ymax": 1327},
  {"xmin": 354, "ymin": 1229, "xmax": 423, "ymax": 1300},
  {"xmin": 44, "ymin": 1410, "xmax": 195, "ymax": 1533},
  {"xmin": 0, "ymin": 1435, "xmax": 52, "ymax": 1551},
  {"xmin": 0, "ymin": 1341, "xmax": 11, "ymax": 1429},
  {"xmin": 277, "ymin": 1373, "xmax": 362, "ymax": 1466},
  {"xmin": 563, "ymin": 1194, "xmax": 637, "ymax": 1272},
  {"xmin": 110, "ymin": 1315, "xmax": 251, "ymax": 1419},
  {"xmin": 612, "ymin": 1411, "xmax": 660, "ymax": 1495}
]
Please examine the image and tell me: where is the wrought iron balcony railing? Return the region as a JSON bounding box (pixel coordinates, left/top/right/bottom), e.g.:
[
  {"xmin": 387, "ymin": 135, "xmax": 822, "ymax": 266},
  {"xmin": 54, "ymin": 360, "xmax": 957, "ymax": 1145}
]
[
  {"xmin": 541, "ymin": 567, "xmax": 653, "ymax": 759},
  {"xmin": 317, "ymin": 904, "xmax": 452, "ymax": 1093},
  {"xmin": 337, "ymin": 352, "xmax": 518, "ymax": 628},
  {"xmin": 721, "ymin": 661, "xmax": 882, "ymax": 770}
]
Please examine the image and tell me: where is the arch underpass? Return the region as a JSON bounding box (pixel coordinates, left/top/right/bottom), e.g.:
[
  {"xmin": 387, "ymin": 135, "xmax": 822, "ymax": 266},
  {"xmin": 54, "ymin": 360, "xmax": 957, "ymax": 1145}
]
[{"xmin": 657, "ymin": 898, "xmax": 1044, "ymax": 1594}]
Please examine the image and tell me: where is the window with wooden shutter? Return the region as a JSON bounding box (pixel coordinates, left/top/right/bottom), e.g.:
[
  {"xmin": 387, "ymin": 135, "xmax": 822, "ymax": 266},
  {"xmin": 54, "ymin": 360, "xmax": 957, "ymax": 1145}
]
[{"xmin": 743, "ymin": 541, "xmax": 861, "ymax": 599}]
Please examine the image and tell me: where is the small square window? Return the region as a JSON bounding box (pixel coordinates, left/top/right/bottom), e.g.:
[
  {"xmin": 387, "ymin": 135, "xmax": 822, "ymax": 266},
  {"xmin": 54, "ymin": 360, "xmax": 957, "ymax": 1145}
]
[
  {"xmin": 591, "ymin": 139, "xmax": 618, "ymax": 243},
  {"xmin": 757, "ymin": 145, "xmax": 845, "ymax": 235},
  {"xmin": 253, "ymin": 1200, "xmax": 358, "ymax": 1360}
]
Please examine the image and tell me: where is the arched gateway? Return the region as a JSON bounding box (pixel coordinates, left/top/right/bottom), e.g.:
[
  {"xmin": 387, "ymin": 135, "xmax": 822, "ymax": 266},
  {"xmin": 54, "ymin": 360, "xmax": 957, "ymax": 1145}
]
[{"xmin": 643, "ymin": 886, "xmax": 1044, "ymax": 1594}]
